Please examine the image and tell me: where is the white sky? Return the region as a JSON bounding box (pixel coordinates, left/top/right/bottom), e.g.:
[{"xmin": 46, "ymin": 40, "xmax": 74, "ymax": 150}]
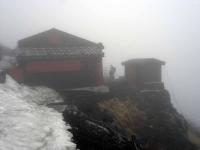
[{"xmin": 1, "ymin": 0, "xmax": 200, "ymax": 126}]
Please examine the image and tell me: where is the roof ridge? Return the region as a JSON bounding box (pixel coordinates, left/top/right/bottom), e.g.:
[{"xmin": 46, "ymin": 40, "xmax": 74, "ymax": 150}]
[
  {"xmin": 122, "ymin": 58, "xmax": 165, "ymax": 65},
  {"xmin": 18, "ymin": 28, "xmax": 99, "ymax": 47}
]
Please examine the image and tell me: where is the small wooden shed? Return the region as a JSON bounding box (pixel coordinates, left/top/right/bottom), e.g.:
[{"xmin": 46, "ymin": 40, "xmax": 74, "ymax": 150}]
[
  {"xmin": 9, "ymin": 28, "xmax": 104, "ymax": 89},
  {"xmin": 122, "ymin": 58, "xmax": 165, "ymax": 89}
]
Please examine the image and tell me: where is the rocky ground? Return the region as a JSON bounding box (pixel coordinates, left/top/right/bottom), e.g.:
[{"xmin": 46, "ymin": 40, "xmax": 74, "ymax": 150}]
[
  {"xmin": 62, "ymin": 85, "xmax": 197, "ymax": 150},
  {"xmin": 187, "ymin": 123, "xmax": 200, "ymax": 149}
]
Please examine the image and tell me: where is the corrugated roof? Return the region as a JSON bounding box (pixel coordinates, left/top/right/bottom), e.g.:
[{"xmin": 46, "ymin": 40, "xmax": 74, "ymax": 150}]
[
  {"xmin": 18, "ymin": 28, "xmax": 98, "ymax": 48},
  {"xmin": 17, "ymin": 44, "xmax": 104, "ymax": 60}
]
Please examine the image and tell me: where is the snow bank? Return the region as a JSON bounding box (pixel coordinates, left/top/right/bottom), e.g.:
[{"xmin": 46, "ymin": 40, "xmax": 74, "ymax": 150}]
[{"xmin": 0, "ymin": 76, "xmax": 76, "ymax": 150}]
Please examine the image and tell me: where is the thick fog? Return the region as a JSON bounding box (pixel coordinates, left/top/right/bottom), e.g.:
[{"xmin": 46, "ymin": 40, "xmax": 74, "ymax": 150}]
[{"xmin": 1, "ymin": 0, "xmax": 200, "ymax": 127}]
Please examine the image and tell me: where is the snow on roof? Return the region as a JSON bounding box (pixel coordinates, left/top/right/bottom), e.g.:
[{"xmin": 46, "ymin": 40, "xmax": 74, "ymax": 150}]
[
  {"xmin": 0, "ymin": 75, "xmax": 76, "ymax": 150},
  {"xmin": 17, "ymin": 44, "xmax": 104, "ymax": 60}
]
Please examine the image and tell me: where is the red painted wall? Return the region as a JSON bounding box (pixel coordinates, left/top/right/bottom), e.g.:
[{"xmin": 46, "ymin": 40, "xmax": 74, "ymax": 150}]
[
  {"xmin": 8, "ymin": 67, "xmax": 24, "ymax": 82},
  {"xmin": 9, "ymin": 57, "xmax": 104, "ymax": 88},
  {"xmin": 26, "ymin": 60, "xmax": 81, "ymax": 73}
]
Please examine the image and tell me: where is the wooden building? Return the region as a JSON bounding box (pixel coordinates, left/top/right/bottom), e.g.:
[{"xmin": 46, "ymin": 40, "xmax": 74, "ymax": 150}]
[
  {"xmin": 9, "ymin": 28, "xmax": 104, "ymax": 89},
  {"xmin": 122, "ymin": 58, "xmax": 165, "ymax": 89}
]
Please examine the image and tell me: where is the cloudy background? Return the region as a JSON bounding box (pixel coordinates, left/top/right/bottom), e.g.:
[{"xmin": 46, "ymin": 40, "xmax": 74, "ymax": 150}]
[{"xmin": 0, "ymin": 0, "xmax": 200, "ymax": 127}]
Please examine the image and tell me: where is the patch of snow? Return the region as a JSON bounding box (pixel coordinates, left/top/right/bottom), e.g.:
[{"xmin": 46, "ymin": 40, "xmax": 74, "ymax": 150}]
[
  {"xmin": 0, "ymin": 75, "xmax": 76, "ymax": 150},
  {"xmin": 67, "ymin": 85, "xmax": 109, "ymax": 93},
  {"xmin": 86, "ymin": 120, "xmax": 110, "ymax": 134},
  {"xmin": 0, "ymin": 56, "xmax": 16, "ymax": 70}
]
